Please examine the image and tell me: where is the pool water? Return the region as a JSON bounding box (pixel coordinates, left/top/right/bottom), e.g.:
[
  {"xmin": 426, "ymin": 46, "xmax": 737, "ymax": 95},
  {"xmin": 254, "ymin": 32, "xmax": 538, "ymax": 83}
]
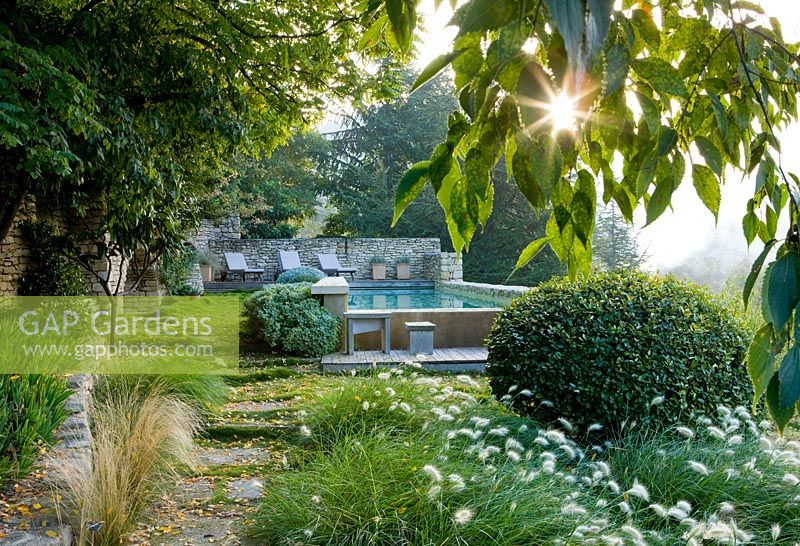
[{"xmin": 348, "ymin": 289, "xmax": 502, "ymax": 310}]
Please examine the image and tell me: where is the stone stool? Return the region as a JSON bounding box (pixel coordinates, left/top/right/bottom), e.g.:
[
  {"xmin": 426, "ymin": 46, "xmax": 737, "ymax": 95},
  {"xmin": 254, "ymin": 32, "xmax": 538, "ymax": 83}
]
[
  {"xmin": 405, "ymin": 321, "xmax": 436, "ymax": 355},
  {"xmin": 344, "ymin": 310, "xmax": 392, "ymax": 355}
]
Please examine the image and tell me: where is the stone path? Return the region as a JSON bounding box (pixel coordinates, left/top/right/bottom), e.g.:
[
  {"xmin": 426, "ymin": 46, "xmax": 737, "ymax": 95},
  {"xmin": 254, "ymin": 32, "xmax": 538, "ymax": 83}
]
[{"xmin": 129, "ymin": 370, "xmax": 304, "ymax": 545}]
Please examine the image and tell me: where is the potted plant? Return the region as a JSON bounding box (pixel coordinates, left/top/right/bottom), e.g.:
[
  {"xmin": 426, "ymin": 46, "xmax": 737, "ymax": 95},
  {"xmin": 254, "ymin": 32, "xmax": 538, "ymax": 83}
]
[
  {"xmin": 396, "ymin": 256, "xmax": 411, "ymax": 280},
  {"xmin": 370, "ymin": 256, "xmax": 386, "ymax": 280},
  {"xmin": 197, "ymin": 249, "xmax": 220, "ymax": 283}
]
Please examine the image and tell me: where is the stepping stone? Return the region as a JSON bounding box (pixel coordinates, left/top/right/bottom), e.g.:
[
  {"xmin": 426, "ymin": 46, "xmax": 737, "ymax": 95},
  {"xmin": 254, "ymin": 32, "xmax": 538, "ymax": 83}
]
[
  {"xmin": 221, "ymin": 401, "xmax": 288, "ymax": 413},
  {"xmin": 227, "ymin": 478, "xmax": 263, "ymax": 500},
  {"xmin": 141, "ymin": 512, "xmax": 241, "ymax": 546},
  {"xmin": 173, "ymin": 478, "xmax": 215, "ymax": 504},
  {"xmin": 196, "ymin": 447, "xmax": 270, "ymax": 467},
  {"xmin": 0, "ymin": 526, "xmax": 72, "ymax": 546}
]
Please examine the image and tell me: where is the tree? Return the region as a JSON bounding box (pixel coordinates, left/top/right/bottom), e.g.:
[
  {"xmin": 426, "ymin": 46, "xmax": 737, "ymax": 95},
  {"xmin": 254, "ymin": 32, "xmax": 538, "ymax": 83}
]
[
  {"xmin": 321, "ymin": 70, "xmax": 456, "ymax": 239},
  {"xmin": 375, "ymin": 0, "xmax": 800, "ymax": 430},
  {"xmin": 322, "ymin": 71, "xmax": 563, "ymax": 284},
  {"xmin": 220, "ymin": 133, "xmax": 330, "ymax": 239},
  {"xmin": 1, "ymin": 0, "xmax": 393, "ymax": 294},
  {"xmin": 592, "ymin": 203, "xmax": 647, "ymax": 271}
]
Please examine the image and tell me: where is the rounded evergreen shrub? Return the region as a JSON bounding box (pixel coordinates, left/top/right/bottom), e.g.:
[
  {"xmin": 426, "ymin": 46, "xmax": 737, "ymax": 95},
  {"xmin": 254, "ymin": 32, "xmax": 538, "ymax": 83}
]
[
  {"xmin": 486, "ymin": 271, "xmax": 750, "ymax": 433},
  {"xmin": 277, "ymin": 266, "xmax": 326, "ymax": 284},
  {"xmin": 243, "ymin": 283, "xmax": 339, "ymax": 357}
]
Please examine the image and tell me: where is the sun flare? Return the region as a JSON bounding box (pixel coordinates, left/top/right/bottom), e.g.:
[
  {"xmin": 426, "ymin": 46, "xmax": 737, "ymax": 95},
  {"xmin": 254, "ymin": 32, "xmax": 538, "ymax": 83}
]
[{"xmin": 548, "ymin": 92, "xmax": 580, "ymax": 132}]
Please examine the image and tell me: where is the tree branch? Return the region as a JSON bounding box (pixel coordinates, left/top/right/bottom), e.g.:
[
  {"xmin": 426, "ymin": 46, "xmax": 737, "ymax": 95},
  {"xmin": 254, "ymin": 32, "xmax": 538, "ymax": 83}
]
[
  {"xmin": 731, "ymin": 16, "xmax": 799, "ymax": 212},
  {"xmin": 208, "ymin": 4, "xmax": 358, "ymax": 41}
]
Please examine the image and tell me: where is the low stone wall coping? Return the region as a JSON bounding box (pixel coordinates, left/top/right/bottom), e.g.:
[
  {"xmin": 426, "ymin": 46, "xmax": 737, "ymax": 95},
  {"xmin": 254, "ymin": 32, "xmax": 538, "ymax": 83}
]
[
  {"xmin": 311, "ymin": 277, "xmax": 350, "ymax": 295},
  {"xmin": 439, "ymin": 280, "xmax": 530, "ymax": 303}
]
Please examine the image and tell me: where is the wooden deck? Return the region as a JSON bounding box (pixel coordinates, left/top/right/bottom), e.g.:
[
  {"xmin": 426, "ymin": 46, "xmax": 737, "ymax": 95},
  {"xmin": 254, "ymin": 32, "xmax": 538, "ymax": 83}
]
[
  {"xmin": 203, "ymin": 281, "xmax": 271, "ymax": 292},
  {"xmin": 321, "ymin": 347, "xmax": 487, "ymax": 373}
]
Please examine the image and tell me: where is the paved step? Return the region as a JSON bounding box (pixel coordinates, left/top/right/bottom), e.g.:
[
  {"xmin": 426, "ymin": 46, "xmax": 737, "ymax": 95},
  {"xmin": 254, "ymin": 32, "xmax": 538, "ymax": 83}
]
[
  {"xmin": 204, "ymin": 423, "xmax": 297, "ymax": 442},
  {"xmin": 197, "ymin": 447, "xmax": 271, "ymax": 467},
  {"xmin": 221, "ymin": 401, "xmax": 289, "ymax": 413}
]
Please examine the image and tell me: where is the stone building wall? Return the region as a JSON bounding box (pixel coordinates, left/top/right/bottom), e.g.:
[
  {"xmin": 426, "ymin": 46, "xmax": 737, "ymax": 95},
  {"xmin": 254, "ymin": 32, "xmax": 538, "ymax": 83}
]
[{"xmin": 209, "ymin": 237, "xmax": 442, "ymax": 281}]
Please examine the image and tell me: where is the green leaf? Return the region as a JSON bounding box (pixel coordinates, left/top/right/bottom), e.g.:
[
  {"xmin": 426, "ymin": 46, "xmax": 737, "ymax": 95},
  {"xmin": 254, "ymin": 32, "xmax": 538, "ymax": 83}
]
[
  {"xmin": 586, "ymin": 0, "xmax": 613, "ymax": 60},
  {"xmin": 436, "ymin": 161, "xmax": 466, "ymax": 253},
  {"xmin": 392, "ymin": 161, "xmax": 430, "ymax": 225},
  {"xmin": 742, "ymin": 210, "xmax": 759, "ymax": 245},
  {"xmin": 767, "ymin": 251, "xmax": 800, "ymax": 331},
  {"xmin": 604, "ymin": 41, "xmax": 631, "ymax": 96},
  {"xmin": 691, "ymin": 164, "xmax": 721, "ymax": 221},
  {"xmin": 767, "ymin": 372, "xmax": 794, "ymax": 434},
  {"xmin": 518, "ymin": 60, "xmax": 554, "ymax": 130},
  {"xmin": 708, "ymin": 93, "xmax": 728, "ymax": 138},
  {"xmin": 635, "ymin": 93, "xmax": 660, "ymax": 133},
  {"xmin": 656, "ymin": 127, "xmax": 677, "ymax": 156},
  {"xmin": 514, "ymin": 237, "xmax": 550, "ymax": 270},
  {"xmin": 513, "ymin": 132, "xmax": 544, "ymax": 208},
  {"xmin": 636, "ymin": 151, "xmax": 658, "ymax": 197},
  {"xmin": 412, "ymin": 51, "xmax": 463, "ymax": 91},
  {"xmin": 452, "ymin": 0, "xmax": 518, "ymax": 35},
  {"xmin": 744, "ymin": 240, "xmax": 776, "ymax": 309},
  {"xmin": 357, "ymin": 15, "xmax": 387, "ymax": 51},
  {"xmin": 452, "ymin": 44, "xmax": 484, "ymax": 90},
  {"xmin": 748, "ymin": 323, "xmax": 775, "ymax": 408},
  {"xmin": 646, "ymin": 171, "xmax": 674, "ymax": 225},
  {"xmin": 572, "ymin": 170, "xmax": 596, "ymax": 246},
  {"xmin": 385, "ymin": 0, "xmax": 414, "ymax": 54},
  {"xmin": 512, "ymin": 132, "xmax": 561, "ymax": 208},
  {"xmin": 780, "ymin": 343, "xmax": 800, "ymax": 409},
  {"xmin": 450, "ymin": 177, "xmax": 477, "ymax": 249},
  {"xmin": 694, "ymin": 136, "xmax": 723, "ymax": 176},
  {"xmin": 633, "ymin": 58, "xmax": 688, "ymax": 98},
  {"xmin": 544, "ymin": 0, "xmax": 584, "ymax": 70},
  {"xmin": 765, "ymin": 206, "xmax": 778, "ymax": 239}
]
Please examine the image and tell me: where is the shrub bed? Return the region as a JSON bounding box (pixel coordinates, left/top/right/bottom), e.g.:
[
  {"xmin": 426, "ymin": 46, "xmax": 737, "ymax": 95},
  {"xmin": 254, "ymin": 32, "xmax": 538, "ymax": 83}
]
[
  {"xmin": 243, "ymin": 283, "xmax": 339, "ymax": 357},
  {"xmin": 486, "ymin": 271, "xmax": 750, "ymax": 432},
  {"xmin": 0, "ymin": 375, "xmax": 71, "ymax": 486},
  {"xmin": 278, "ymin": 266, "xmax": 326, "ymax": 284},
  {"xmin": 253, "ymin": 369, "xmax": 800, "ymax": 545}
]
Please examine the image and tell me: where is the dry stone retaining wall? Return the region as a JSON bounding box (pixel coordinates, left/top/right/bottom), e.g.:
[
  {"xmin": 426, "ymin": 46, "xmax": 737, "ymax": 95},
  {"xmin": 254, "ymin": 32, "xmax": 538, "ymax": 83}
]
[{"xmin": 209, "ymin": 237, "xmax": 443, "ymax": 281}]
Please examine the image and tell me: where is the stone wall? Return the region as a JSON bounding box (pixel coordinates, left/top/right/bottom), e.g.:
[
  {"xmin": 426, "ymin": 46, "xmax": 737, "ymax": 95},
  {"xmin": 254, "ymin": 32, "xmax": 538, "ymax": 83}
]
[
  {"xmin": 209, "ymin": 237, "xmax": 442, "ymax": 281},
  {"xmin": 0, "ymin": 197, "xmax": 132, "ymax": 296},
  {"xmin": 0, "ymin": 199, "xmax": 37, "ymax": 296},
  {"xmin": 185, "ymin": 263, "xmax": 205, "ymax": 294},
  {"xmin": 439, "ymin": 252, "xmax": 463, "ymax": 282},
  {"xmin": 192, "ymin": 215, "xmax": 241, "ymax": 251}
]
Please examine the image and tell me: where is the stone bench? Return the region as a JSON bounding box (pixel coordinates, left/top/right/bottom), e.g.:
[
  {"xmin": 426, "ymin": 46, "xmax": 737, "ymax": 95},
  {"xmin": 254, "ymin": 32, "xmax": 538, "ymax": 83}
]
[
  {"xmin": 405, "ymin": 321, "xmax": 436, "ymax": 355},
  {"xmin": 344, "ymin": 310, "xmax": 391, "ymax": 355}
]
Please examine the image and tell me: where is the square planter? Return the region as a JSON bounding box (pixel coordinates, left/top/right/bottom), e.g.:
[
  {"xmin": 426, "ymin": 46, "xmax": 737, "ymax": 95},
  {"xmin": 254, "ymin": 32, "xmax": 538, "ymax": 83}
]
[
  {"xmin": 372, "ymin": 263, "xmax": 386, "ymax": 280},
  {"xmin": 396, "ymin": 263, "xmax": 411, "ymax": 280},
  {"xmin": 200, "ymin": 265, "xmax": 214, "ymax": 282}
]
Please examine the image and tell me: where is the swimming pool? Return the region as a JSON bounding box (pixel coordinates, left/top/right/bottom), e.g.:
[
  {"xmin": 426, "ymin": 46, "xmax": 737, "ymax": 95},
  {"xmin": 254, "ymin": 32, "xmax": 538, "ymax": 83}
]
[{"xmin": 348, "ymin": 289, "xmax": 502, "ymax": 310}]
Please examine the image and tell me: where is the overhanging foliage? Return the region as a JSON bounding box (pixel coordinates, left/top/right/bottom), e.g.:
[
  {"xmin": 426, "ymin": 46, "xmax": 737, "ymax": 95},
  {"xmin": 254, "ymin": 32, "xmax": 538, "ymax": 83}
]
[{"xmin": 377, "ymin": 0, "xmax": 800, "ymax": 430}]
